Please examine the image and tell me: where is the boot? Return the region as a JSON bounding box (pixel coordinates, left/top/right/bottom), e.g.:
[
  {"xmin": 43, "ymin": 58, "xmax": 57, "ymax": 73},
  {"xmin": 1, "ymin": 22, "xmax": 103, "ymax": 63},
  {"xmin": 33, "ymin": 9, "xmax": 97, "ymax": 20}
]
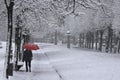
[
  {"xmin": 29, "ymin": 67, "xmax": 31, "ymax": 72},
  {"xmin": 26, "ymin": 66, "xmax": 28, "ymax": 72}
]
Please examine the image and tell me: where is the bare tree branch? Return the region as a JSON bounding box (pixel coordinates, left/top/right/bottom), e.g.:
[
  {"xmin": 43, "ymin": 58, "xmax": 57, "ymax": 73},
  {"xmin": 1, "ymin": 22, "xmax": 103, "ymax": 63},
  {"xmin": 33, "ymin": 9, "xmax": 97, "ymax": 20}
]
[
  {"xmin": 4, "ymin": 0, "xmax": 9, "ymax": 9},
  {"xmin": 76, "ymin": 1, "xmax": 96, "ymax": 10},
  {"xmin": 72, "ymin": 0, "xmax": 75, "ymax": 13}
]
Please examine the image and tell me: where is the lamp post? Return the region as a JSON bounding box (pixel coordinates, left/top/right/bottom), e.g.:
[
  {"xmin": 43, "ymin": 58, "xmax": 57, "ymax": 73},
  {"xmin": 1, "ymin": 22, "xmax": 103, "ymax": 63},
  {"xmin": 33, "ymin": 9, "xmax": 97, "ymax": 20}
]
[
  {"xmin": 67, "ymin": 31, "xmax": 71, "ymax": 48},
  {"xmin": 4, "ymin": 0, "xmax": 14, "ymax": 79}
]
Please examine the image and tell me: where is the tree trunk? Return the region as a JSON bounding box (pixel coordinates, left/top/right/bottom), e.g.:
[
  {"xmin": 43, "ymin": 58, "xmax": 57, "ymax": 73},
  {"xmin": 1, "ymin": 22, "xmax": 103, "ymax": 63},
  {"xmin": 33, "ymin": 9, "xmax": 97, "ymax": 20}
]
[
  {"xmin": 4, "ymin": 1, "xmax": 14, "ymax": 78},
  {"xmin": 55, "ymin": 30, "xmax": 57, "ymax": 45},
  {"xmin": 79, "ymin": 33, "xmax": 82, "ymax": 47},
  {"xmin": 95, "ymin": 31, "xmax": 98, "ymax": 50},
  {"xmin": 113, "ymin": 34, "xmax": 118, "ymax": 53},
  {"xmin": 110, "ymin": 29, "xmax": 113, "ymax": 53},
  {"xmin": 99, "ymin": 30, "xmax": 104, "ymax": 51},
  {"xmin": 85, "ymin": 33, "xmax": 87, "ymax": 48},
  {"xmin": 118, "ymin": 38, "xmax": 120, "ymax": 53},
  {"xmin": 106, "ymin": 27, "xmax": 112, "ymax": 53},
  {"xmin": 82, "ymin": 33, "xmax": 85, "ymax": 48},
  {"xmin": 91, "ymin": 32, "xmax": 94, "ymax": 49}
]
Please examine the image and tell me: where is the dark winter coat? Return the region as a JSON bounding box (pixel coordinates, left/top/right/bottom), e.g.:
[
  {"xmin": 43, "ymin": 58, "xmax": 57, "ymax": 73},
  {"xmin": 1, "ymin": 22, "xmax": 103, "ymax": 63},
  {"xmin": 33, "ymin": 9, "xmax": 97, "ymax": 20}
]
[{"xmin": 23, "ymin": 50, "xmax": 33, "ymax": 61}]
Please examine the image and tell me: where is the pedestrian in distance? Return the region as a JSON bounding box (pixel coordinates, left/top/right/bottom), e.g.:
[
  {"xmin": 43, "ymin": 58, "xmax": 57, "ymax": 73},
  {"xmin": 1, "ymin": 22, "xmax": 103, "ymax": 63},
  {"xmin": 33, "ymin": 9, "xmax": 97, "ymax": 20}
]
[{"xmin": 23, "ymin": 49, "xmax": 33, "ymax": 72}]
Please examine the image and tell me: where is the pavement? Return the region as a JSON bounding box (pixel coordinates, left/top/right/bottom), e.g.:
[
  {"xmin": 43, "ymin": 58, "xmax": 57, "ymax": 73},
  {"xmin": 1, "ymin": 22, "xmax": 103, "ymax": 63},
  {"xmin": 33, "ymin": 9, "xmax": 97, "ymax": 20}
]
[{"xmin": 9, "ymin": 49, "xmax": 61, "ymax": 80}]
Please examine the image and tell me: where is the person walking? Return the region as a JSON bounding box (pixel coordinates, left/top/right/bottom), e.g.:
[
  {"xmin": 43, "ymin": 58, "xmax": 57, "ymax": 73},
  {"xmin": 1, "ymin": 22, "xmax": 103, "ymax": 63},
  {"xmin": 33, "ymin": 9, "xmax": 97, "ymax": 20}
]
[{"xmin": 23, "ymin": 49, "xmax": 33, "ymax": 72}]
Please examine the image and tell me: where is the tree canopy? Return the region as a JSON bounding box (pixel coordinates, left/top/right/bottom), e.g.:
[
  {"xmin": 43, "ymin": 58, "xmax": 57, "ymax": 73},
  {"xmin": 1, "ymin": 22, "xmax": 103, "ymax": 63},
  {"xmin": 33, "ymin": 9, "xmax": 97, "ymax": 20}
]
[{"xmin": 0, "ymin": 0, "xmax": 119, "ymax": 40}]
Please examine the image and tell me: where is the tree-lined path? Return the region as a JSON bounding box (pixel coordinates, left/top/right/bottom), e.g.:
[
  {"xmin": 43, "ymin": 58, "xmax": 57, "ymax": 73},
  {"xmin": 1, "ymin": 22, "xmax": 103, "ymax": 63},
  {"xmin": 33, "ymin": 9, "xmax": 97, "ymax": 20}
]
[{"xmin": 5, "ymin": 43, "xmax": 120, "ymax": 80}]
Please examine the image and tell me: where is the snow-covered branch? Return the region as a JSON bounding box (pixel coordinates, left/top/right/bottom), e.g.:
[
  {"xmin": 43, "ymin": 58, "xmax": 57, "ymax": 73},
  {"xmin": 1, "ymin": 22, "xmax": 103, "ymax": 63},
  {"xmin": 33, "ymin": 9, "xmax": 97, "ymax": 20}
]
[{"xmin": 4, "ymin": 0, "xmax": 9, "ymax": 9}]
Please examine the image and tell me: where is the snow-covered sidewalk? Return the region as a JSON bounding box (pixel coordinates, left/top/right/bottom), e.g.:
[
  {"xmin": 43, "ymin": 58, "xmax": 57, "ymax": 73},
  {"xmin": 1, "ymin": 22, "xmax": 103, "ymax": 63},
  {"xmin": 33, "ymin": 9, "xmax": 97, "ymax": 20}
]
[
  {"xmin": 9, "ymin": 44, "xmax": 61, "ymax": 80},
  {"xmin": 1, "ymin": 42, "xmax": 120, "ymax": 80}
]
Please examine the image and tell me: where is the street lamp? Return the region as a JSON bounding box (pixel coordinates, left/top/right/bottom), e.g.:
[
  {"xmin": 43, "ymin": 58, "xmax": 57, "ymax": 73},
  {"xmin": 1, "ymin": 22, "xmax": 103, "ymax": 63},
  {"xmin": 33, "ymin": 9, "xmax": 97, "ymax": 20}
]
[
  {"xmin": 4, "ymin": 0, "xmax": 14, "ymax": 79},
  {"xmin": 67, "ymin": 31, "xmax": 71, "ymax": 48}
]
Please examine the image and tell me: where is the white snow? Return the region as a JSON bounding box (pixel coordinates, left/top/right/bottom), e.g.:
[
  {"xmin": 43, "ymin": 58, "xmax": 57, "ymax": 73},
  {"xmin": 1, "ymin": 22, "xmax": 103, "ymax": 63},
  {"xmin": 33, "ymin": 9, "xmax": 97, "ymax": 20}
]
[{"xmin": 0, "ymin": 42, "xmax": 120, "ymax": 80}]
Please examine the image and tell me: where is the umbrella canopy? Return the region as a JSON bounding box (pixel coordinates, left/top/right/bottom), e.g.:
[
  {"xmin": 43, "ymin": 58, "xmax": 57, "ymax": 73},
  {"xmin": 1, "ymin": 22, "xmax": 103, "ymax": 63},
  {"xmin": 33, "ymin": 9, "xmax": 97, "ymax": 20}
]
[{"xmin": 23, "ymin": 43, "xmax": 39, "ymax": 50}]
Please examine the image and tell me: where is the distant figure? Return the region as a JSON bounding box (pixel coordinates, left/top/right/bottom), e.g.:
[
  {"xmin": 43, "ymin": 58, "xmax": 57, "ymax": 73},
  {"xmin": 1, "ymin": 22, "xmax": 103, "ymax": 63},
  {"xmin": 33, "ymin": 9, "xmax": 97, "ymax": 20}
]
[{"xmin": 23, "ymin": 49, "xmax": 33, "ymax": 72}]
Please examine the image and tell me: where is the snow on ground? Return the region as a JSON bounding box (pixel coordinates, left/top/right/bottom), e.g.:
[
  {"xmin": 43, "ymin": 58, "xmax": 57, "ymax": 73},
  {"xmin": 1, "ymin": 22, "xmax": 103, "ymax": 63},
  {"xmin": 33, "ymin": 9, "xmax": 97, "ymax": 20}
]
[
  {"xmin": 46, "ymin": 48, "xmax": 120, "ymax": 80},
  {"xmin": 0, "ymin": 41, "xmax": 7, "ymax": 80},
  {"xmin": 0, "ymin": 42, "xmax": 120, "ymax": 80}
]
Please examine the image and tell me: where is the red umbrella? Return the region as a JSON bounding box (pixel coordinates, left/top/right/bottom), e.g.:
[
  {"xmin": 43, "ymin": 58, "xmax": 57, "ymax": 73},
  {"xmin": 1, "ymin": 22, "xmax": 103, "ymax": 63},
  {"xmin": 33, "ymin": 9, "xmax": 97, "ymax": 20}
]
[{"xmin": 23, "ymin": 43, "xmax": 39, "ymax": 50}]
